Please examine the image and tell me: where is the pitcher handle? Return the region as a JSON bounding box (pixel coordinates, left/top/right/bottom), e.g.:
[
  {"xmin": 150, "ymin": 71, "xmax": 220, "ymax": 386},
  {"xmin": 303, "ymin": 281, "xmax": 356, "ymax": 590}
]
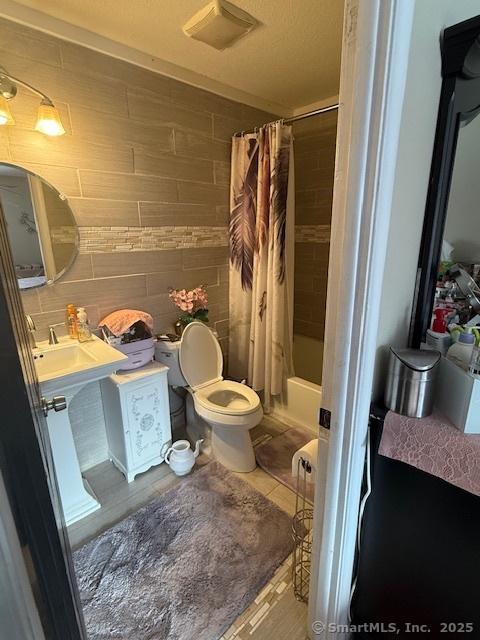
[{"xmin": 164, "ymin": 447, "xmax": 173, "ymax": 464}]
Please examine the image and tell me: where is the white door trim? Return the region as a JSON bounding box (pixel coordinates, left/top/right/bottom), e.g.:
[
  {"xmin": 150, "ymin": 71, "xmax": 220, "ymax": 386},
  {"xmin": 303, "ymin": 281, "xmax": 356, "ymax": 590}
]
[
  {"xmin": 308, "ymin": 0, "xmax": 415, "ymax": 637},
  {"xmin": 0, "ymin": 472, "xmax": 46, "ymax": 639}
]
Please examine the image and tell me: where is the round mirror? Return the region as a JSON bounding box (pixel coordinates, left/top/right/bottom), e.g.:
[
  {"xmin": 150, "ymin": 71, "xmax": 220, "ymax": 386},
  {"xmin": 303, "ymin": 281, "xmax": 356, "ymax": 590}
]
[{"xmin": 0, "ymin": 163, "xmax": 78, "ymax": 290}]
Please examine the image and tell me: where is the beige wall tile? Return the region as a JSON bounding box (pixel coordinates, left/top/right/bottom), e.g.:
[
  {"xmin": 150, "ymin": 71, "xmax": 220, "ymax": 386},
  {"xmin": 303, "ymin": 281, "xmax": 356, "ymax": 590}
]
[
  {"xmin": 241, "ymin": 104, "xmax": 279, "ymax": 124},
  {"xmin": 213, "ymin": 114, "xmax": 245, "ymax": 141},
  {"xmin": 20, "ymin": 288, "xmax": 41, "ymax": 314},
  {"xmin": 214, "ymin": 318, "xmax": 229, "ymax": 338},
  {"xmin": 215, "ymin": 204, "xmax": 229, "ymax": 225},
  {"xmin": 37, "ymin": 274, "xmax": 147, "ymax": 312},
  {"xmin": 128, "ymin": 90, "xmax": 212, "ymax": 133},
  {"xmin": 0, "ymin": 50, "xmax": 128, "ymax": 117},
  {"xmin": 91, "ymin": 250, "xmax": 182, "ymax": 278},
  {"xmin": 60, "ymin": 254, "xmax": 93, "ymax": 282},
  {"xmin": 0, "ymin": 17, "xmax": 62, "ymax": 67},
  {"xmin": 182, "ymin": 246, "xmax": 229, "ymax": 269},
  {"xmin": 139, "ymin": 202, "xmax": 218, "ymax": 227},
  {"xmin": 70, "ymin": 106, "xmax": 174, "ymax": 151},
  {"xmin": 146, "ymin": 266, "xmax": 218, "ymax": 296},
  {"xmin": 134, "ymin": 148, "xmax": 213, "ymax": 183},
  {"xmin": 177, "ymin": 180, "xmax": 228, "ymax": 206},
  {"xmin": 214, "ymin": 161, "xmax": 230, "ymax": 186},
  {"xmin": 19, "ymin": 164, "xmax": 81, "ymax": 197},
  {"xmin": 170, "ymin": 80, "xmax": 244, "ymax": 119},
  {"xmin": 175, "ymin": 129, "xmax": 230, "ymax": 163},
  {"xmin": 0, "ymin": 17, "xmax": 242, "ymax": 419},
  {"xmin": 69, "ymin": 199, "xmax": 140, "ymax": 226},
  {"xmin": 79, "ymin": 170, "xmax": 177, "ymax": 202},
  {"xmin": 61, "ymin": 41, "xmax": 172, "ymax": 97},
  {"xmin": 0, "ymin": 132, "xmax": 11, "ymax": 160},
  {"xmin": 8, "ymin": 129, "xmax": 134, "ymax": 173}
]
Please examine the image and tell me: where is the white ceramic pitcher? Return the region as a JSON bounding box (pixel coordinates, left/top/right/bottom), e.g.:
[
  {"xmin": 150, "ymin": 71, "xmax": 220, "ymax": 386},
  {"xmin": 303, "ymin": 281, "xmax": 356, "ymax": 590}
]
[{"xmin": 164, "ymin": 439, "xmax": 203, "ymax": 476}]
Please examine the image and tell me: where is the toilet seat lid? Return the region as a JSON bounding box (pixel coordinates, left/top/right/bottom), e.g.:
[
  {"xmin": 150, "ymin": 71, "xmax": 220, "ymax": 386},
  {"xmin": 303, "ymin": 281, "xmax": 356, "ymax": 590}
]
[{"xmin": 179, "ymin": 321, "xmax": 223, "ymax": 390}]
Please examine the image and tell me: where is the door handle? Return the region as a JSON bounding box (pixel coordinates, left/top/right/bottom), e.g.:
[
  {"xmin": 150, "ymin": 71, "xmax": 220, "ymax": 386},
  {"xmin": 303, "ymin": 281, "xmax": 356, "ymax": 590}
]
[{"xmin": 41, "ymin": 396, "xmax": 67, "ymax": 417}]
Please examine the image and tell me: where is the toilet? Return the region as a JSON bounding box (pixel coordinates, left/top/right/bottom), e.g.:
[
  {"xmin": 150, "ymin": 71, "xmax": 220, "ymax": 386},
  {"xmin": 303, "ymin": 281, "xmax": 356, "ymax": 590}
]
[{"xmin": 155, "ymin": 321, "xmax": 263, "ymax": 472}]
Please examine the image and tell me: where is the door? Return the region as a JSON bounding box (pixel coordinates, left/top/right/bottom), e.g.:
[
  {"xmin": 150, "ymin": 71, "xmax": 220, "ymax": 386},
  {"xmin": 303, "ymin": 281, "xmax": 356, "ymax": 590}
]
[{"xmin": 0, "ymin": 201, "xmax": 85, "ymax": 639}]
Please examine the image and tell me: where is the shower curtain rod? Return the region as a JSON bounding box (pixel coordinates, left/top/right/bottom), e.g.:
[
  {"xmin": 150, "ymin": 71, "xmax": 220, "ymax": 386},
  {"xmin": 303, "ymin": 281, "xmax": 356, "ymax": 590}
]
[{"xmin": 233, "ymin": 102, "xmax": 339, "ymax": 137}]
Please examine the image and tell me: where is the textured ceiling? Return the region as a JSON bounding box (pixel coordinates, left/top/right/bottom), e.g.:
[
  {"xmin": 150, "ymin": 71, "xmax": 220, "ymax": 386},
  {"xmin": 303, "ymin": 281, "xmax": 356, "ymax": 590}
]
[{"xmin": 11, "ymin": 0, "xmax": 343, "ymax": 110}]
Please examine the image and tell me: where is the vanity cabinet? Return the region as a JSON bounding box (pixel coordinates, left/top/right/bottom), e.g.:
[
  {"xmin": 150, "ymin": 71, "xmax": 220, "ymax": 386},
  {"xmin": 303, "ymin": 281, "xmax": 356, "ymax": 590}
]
[{"xmin": 100, "ymin": 362, "xmax": 172, "ymax": 482}]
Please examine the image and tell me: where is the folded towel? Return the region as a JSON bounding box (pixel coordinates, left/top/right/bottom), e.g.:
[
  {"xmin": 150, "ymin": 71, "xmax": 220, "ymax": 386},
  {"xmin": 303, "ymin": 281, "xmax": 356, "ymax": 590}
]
[
  {"xmin": 380, "ymin": 410, "xmax": 480, "ymax": 497},
  {"xmin": 100, "ymin": 309, "xmax": 154, "ymax": 337}
]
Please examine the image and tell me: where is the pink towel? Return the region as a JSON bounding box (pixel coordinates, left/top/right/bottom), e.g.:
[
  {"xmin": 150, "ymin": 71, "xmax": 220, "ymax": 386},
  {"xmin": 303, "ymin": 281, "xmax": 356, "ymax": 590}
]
[
  {"xmin": 100, "ymin": 309, "xmax": 154, "ymax": 337},
  {"xmin": 380, "ymin": 410, "xmax": 480, "ymax": 497}
]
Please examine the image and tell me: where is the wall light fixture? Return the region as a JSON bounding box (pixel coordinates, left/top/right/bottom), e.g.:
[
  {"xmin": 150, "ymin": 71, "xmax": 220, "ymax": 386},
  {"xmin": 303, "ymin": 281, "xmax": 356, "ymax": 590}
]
[{"xmin": 0, "ymin": 67, "xmax": 65, "ymax": 136}]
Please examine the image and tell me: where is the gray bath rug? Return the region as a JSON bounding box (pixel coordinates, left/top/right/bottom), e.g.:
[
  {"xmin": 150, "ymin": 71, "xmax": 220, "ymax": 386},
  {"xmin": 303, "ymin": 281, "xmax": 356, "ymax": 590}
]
[
  {"xmin": 73, "ymin": 461, "xmax": 293, "ymax": 640},
  {"xmin": 255, "ymin": 427, "xmax": 315, "ymax": 503}
]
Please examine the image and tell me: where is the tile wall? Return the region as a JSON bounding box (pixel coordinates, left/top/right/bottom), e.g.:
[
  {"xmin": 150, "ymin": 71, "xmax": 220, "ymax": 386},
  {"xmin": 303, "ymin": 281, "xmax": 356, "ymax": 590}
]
[
  {"xmin": 293, "ymin": 110, "xmax": 337, "ymax": 341},
  {"xmin": 0, "ymin": 17, "xmax": 276, "ymax": 469}
]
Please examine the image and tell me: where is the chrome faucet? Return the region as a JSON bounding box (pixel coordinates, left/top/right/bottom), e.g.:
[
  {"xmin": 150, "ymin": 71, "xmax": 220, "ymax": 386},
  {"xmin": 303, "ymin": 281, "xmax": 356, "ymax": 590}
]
[
  {"xmin": 48, "ymin": 323, "xmax": 65, "ymax": 345},
  {"xmin": 25, "ymin": 314, "xmax": 37, "ymax": 348}
]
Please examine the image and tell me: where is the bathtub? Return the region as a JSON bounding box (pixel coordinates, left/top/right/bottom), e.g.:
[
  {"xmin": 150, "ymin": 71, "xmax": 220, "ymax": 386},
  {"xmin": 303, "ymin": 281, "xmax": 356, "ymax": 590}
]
[
  {"xmin": 270, "ymin": 334, "xmax": 324, "ymax": 433},
  {"xmin": 271, "ymin": 375, "xmax": 323, "ymax": 435}
]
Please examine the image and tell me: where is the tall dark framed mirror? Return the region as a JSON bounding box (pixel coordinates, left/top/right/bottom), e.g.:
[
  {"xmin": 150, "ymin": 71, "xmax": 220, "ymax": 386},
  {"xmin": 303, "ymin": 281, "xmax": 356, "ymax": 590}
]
[{"xmin": 410, "ymin": 15, "xmax": 480, "ymax": 347}]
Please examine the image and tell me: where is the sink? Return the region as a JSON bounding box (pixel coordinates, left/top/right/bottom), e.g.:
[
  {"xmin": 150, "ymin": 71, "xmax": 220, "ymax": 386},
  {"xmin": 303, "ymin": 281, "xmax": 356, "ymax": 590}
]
[
  {"xmin": 34, "ymin": 334, "xmax": 128, "ymax": 394},
  {"xmin": 33, "ymin": 335, "xmax": 128, "ymax": 526}
]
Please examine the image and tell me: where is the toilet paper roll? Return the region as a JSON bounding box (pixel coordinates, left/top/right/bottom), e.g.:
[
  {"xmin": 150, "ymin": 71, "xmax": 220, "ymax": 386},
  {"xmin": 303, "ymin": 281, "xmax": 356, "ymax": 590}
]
[{"xmin": 292, "ymin": 439, "xmax": 318, "ymax": 485}]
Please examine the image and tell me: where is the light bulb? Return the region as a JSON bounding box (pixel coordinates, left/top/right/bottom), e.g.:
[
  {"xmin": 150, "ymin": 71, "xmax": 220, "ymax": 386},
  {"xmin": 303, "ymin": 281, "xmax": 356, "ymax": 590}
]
[
  {"xmin": 0, "ymin": 95, "xmax": 15, "ymax": 125},
  {"xmin": 35, "ymin": 100, "xmax": 65, "ymax": 136}
]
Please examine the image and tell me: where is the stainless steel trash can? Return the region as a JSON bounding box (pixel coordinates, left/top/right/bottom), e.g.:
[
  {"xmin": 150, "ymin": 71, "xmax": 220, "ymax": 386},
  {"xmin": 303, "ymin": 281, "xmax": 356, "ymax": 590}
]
[{"xmin": 385, "ymin": 348, "xmax": 441, "ymax": 418}]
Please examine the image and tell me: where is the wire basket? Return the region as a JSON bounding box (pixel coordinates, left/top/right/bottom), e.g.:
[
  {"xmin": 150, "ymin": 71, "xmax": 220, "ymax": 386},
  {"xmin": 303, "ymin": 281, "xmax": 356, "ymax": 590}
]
[{"xmin": 292, "ymin": 456, "xmax": 314, "ymax": 602}]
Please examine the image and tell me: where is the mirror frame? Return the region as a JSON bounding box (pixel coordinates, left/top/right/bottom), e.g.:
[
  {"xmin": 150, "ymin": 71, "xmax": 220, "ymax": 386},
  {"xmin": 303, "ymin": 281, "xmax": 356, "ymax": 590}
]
[
  {"xmin": 0, "ymin": 162, "xmax": 79, "ymax": 289},
  {"xmin": 409, "ymin": 14, "xmax": 480, "ymax": 347}
]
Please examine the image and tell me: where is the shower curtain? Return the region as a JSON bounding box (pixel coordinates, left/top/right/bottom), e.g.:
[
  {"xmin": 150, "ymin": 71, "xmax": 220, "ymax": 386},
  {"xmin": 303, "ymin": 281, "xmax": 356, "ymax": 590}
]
[{"xmin": 228, "ymin": 122, "xmax": 295, "ymax": 410}]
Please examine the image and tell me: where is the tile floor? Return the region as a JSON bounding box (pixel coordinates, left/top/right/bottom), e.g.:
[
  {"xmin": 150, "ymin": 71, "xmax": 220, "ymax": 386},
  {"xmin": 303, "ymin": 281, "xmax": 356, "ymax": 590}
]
[{"xmin": 68, "ymin": 415, "xmax": 309, "ymax": 639}]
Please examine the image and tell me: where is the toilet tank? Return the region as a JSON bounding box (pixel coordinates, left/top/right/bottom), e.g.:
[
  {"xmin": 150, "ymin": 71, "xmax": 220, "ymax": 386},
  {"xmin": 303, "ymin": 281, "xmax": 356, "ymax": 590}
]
[{"xmin": 154, "ymin": 339, "xmax": 187, "ymax": 387}]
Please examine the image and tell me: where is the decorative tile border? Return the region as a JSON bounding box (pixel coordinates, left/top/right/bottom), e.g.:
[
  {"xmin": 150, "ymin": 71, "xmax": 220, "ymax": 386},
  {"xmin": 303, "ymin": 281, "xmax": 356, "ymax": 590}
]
[
  {"xmin": 220, "ymin": 554, "xmax": 305, "ymax": 639},
  {"xmin": 78, "ymin": 226, "xmax": 229, "ymax": 253},
  {"xmin": 295, "ymin": 224, "xmax": 331, "ymax": 243},
  {"xmin": 76, "ymin": 224, "xmax": 330, "ymax": 253},
  {"xmin": 51, "ymin": 226, "xmax": 77, "ymax": 243}
]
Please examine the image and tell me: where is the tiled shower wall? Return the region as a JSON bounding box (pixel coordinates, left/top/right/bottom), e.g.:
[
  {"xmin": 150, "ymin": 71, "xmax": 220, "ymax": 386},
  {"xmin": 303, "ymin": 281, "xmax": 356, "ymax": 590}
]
[
  {"xmin": 0, "ymin": 17, "xmax": 275, "ymax": 469},
  {"xmin": 293, "ymin": 110, "xmax": 337, "ymax": 341}
]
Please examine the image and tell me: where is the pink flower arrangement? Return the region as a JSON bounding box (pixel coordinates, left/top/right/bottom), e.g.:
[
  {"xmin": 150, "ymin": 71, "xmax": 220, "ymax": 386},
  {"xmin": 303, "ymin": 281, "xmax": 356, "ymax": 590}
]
[{"xmin": 169, "ymin": 285, "xmax": 209, "ymax": 325}]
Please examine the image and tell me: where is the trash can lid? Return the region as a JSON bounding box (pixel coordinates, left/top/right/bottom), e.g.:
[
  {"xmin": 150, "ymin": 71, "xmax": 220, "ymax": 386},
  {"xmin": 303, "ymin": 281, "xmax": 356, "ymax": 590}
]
[{"xmin": 390, "ymin": 347, "xmax": 441, "ymax": 371}]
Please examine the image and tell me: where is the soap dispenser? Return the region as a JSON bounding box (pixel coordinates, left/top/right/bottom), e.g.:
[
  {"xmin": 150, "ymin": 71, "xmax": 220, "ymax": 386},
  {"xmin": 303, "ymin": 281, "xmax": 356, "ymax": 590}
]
[
  {"xmin": 426, "ymin": 308, "xmax": 452, "ymax": 355},
  {"xmin": 77, "ymin": 307, "xmax": 92, "ymax": 342}
]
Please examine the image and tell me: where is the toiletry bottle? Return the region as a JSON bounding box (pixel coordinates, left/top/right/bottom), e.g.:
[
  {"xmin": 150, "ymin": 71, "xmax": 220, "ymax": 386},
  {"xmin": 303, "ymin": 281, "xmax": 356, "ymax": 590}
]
[
  {"xmin": 426, "ymin": 308, "xmax": 452, "ymax": 355},
  {"xmin": 65, "ymin": 303, "xmax": 78, "ymax": 339},
  {"xmin": 77, "ymin": 307, "xmax": 92, "ymax": 343},
  {"xmin": 446, "ymin": 328, "xmax": 475, "ymax": 370}
]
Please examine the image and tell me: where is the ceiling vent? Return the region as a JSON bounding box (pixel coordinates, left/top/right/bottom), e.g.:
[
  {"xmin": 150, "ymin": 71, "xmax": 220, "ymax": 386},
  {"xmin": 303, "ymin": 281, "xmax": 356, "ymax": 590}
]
[{"xmin": 183, "ymin": 0, "xmax": 257, "ymax": 51}]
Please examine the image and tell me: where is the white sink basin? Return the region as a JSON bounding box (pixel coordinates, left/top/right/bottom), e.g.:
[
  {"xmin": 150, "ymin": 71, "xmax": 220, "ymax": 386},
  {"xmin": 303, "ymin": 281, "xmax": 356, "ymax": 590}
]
[{"xmin": 34, "ymin": 334, "xmax": 128, "ymax": 394}]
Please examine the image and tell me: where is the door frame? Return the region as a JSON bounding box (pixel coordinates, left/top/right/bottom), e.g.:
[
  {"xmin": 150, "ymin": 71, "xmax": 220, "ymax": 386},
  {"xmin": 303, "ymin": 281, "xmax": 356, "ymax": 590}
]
[
  {"xmin": 308, "ymin": 0, "xmax": 415, "ymax": 637},
  {"xmin": 0, "ymin": 201, "xmax": 85, "ymax": 639}
]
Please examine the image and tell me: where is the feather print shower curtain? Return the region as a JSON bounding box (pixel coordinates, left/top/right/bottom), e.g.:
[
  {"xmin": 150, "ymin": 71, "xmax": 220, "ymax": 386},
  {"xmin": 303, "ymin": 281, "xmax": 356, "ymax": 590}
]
[{"xmin": 228, "ymin": 122, "xmax": 294, "ymax": 410}]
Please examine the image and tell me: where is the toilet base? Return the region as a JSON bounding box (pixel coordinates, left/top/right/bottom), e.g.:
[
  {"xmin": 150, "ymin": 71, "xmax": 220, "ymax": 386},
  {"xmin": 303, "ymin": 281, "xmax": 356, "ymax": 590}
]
[
  {"xmin": 212, "ymin": 425, "xmax": 256, "ymax": 473},
  {"xmin": 185, "ymin": 393, "xmax": 257, "ymax": 472}
]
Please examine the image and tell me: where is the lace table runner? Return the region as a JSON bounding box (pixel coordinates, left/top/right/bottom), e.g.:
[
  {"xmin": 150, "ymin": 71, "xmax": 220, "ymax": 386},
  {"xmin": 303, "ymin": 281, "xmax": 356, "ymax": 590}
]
[{"xmin": 379, "ymin": 410, "xmax": 480, "ymax": 497}]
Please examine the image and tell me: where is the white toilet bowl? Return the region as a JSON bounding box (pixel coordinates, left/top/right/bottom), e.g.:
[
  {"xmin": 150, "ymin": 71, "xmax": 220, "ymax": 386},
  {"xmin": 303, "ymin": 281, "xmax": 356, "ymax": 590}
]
[{"xmin": 155, "ymin": 322, "xmax": 263, "ymax": 472}]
